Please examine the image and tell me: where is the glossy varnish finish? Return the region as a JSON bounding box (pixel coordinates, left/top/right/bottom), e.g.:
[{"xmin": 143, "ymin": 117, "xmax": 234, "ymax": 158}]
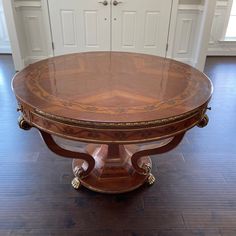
[
  {"xmin": 1, "ymin": 54, "xmax": 236, "ymax": 234},
  {"xmin": 13, "ymin": 52, "xmax": 212, "ymax": 143},
  {"xmin": 13, "ymin": 52, "xmax": 212, "ymax": 123},
  {"xmin": 12, "ymin": 52, "xmax": 212, "ymax": 194}
]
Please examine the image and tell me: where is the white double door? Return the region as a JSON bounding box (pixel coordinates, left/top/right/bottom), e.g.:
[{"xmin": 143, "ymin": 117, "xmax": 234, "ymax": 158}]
[{"xmin": 48, "ymin": 0, "xmax": 172, "ymax": 57}]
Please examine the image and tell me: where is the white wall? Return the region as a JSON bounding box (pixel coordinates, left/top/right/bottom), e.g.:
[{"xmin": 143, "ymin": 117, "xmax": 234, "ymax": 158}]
[{"xmin": 0, "ymin": 0, "xmax": 11, "ymax": 53}]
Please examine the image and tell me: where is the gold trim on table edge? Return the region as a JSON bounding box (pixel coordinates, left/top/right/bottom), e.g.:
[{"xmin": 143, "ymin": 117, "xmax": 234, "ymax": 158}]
[
  {"xmin": 33, "ymin": 106, "xmax": 207, "ymax": 129},
  {"xmin": 22, "ymin": 117, "xmax": 203, "ymax": 144},
  {"xmin": 15, "ymin": 92, "xmax": 211, "ymax": 128}
]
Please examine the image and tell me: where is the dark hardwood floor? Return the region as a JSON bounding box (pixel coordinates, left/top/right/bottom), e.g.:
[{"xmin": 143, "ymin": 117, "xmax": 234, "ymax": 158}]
[{"xmin": 0, "ymin": 55, "xmax": 236, "ymax": 236}]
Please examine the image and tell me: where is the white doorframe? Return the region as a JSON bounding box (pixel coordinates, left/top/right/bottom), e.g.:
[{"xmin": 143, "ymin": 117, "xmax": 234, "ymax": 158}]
[
  {"xmin": 2, "ymin": 0, "xmax": 24, "ymax": 71},
  {"xmin": 42, "ymin": 0, "xmax": 54, "ymax": 57},
  {"xmin": 194, "ymin": 0, "xmax": 217, "ymax": 71},
  {"xmin": 166, "ymin": 0, "xmax": 178, "ymax": 58}
]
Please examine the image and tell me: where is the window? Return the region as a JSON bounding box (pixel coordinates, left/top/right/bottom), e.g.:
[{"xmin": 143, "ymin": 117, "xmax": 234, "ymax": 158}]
[{"xmin": 225, "ymin": 0, "xmax": 236, "ymax": 40}]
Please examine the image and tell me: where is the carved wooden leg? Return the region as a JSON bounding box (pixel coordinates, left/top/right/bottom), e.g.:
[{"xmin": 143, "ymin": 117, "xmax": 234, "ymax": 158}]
[
  {"xmin": 39, "ymin": 131, "xmax": 96, "ymax": 190},
  {"xmin": 38, "ymin": 130, "xmax": 151, "ymax": 193},
  {"xmin": 17, "ymin": 116, "xmax": 205, "ymax": 193},
  {"xmin": 131, "ymin": 133, "xmax": 185, "ymax": 185},
  {"xmin": 39, "ymin": 130, "xmax": 186, "ymax": 193}
]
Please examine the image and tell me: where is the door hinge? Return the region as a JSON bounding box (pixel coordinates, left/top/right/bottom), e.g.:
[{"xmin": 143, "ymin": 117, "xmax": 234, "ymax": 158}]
[
  {"xmin": 166, "ymin": 43, "xmax": 169, "ymax": 52},
  {"xmin": 52, "ymin": 42, "xmax": 55, "ymax": 50}
]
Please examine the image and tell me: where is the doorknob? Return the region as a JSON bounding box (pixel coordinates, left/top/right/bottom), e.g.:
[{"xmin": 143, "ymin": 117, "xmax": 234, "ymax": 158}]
[
  {"xmin": 98, "ymin": 0, "xmax": 108, "ymax": 6},
  {"xmin": 113, "ymin": 0, "xmax": 122, "ymax": 6}
]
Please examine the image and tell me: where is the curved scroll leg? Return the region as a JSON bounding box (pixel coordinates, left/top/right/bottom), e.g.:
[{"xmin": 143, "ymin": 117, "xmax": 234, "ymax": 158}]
[
  {"xmin": 131, "ymin": 133, "xmax": 185, "ymax": 184},
  {"xmin": 39, "ymin": 130, "xmax": 95, "ymax": 189},
  {"xmin": 19, "ymin": 117, "xmax": 185, "ymax": 192}
]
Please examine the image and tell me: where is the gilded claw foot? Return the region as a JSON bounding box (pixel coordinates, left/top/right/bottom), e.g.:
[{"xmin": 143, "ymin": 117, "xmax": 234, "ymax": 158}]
[
  {"xmin": 142, "ymin": 163, "xmax": 155, "ymax": 185},
  {"xmin": 71, "ymin": 177, "xmax": 81, "ymax": 190},
  {"xmin": 72, "ymin": 166, "xmax": 84, "ymax": 190},
  {"xmin": 142, "ymin": 163, "xmax": 151, "ymax": 174},
  {"xmin": 146, "ymin": 173, "xmax": 155, "ymax": 185}
]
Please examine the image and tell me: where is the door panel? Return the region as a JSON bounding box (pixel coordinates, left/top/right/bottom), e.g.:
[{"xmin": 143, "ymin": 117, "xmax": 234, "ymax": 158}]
[
  {"xmin": 48, "ymin": 0, "xmax": 172, "ymax": 57},
  {"xmin": 60, "ymin": 10, "xmax": 77, "ymax": 46},
  {"xmin": 84, "ymin": 10, "xmax": 99, "ymax": 47},
  {"xmin": 144, "ymin": 12, "xmax": 159, "ymax": 48},
  {"xmin": 112, "ymin": 0, "xmax": 172, "ymax": 56},
  {"xmin": 48, "ymin": 0, "xmax": 110, "ymax": 56},
  {"xmin": 122, "ymin": 11, "xmax": 136, "ymax": 47}
]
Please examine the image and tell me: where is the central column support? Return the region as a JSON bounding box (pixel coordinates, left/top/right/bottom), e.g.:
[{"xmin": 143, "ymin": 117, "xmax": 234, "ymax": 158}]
[
  {"xmin": 35, "ymin": 129, "xmax": 185, "ymax": 194},
  {"xmin": 72, "ymin": 144, "xmax": 152, "ymax": 194}
]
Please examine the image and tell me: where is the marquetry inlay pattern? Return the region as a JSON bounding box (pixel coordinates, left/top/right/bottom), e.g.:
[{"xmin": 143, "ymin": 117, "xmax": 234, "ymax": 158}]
[
  {"xmin": 13, "ymin": 52, "xmax": 212, "ymax": 124},
  {"xmin": 13, "ymin": 52, "xmax": 213, "ymax": 193}
]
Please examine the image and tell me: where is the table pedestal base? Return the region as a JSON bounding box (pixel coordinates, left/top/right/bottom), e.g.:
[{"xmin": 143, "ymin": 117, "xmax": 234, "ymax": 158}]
[
  {"xmin": 35, "ymin": 129, "xmax": 186, "ymax": 194},
  {"xmin": 72, "ymin": 144, "xmax": 154, "ymax": 194}
]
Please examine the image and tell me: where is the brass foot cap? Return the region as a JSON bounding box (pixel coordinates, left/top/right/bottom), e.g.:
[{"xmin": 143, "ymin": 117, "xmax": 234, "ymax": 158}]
[
  {"xmin": 147, "ymin": 173, "xmax": 155, "ymax": 185},
  {"xmin": 71, "ymin": 177, "xmax": 81, "ymax": 190}
]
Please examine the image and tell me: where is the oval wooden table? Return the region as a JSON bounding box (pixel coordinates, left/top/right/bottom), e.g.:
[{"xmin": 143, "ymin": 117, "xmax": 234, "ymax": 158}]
[{"xmin": 12, "ymin": 52, "xmax": 213, "ymax": 194}]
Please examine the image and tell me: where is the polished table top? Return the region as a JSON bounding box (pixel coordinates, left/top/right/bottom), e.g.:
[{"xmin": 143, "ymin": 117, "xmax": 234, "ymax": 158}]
[
  {"xmin": 13, "ymin": 52, "xmax": 213, "ymax": 193},
  {"xmin": 13, "ymin": 52, "xmax": 213, "ymax": 126}
]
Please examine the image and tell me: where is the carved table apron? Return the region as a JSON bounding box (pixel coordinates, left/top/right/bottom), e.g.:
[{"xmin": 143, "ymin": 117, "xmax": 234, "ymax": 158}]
[{"xmin": 12, "ymin": 52, "xmax": 213, "ymax": 194}]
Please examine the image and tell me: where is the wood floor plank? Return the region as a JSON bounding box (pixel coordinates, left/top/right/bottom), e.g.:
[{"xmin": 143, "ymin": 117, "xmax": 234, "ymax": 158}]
[{"xmin": 1, "ymin": 55, "xmax": 236, "ymax": 235}]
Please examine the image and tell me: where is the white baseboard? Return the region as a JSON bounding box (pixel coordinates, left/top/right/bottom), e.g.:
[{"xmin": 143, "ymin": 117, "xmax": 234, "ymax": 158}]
[
  {"xmin": 208, "ymin": 42, "xmax": 236, "ymax": 56},
  {"xmin": 207, "ymin": 50, "xmax": 236, "ymax": 56}
]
